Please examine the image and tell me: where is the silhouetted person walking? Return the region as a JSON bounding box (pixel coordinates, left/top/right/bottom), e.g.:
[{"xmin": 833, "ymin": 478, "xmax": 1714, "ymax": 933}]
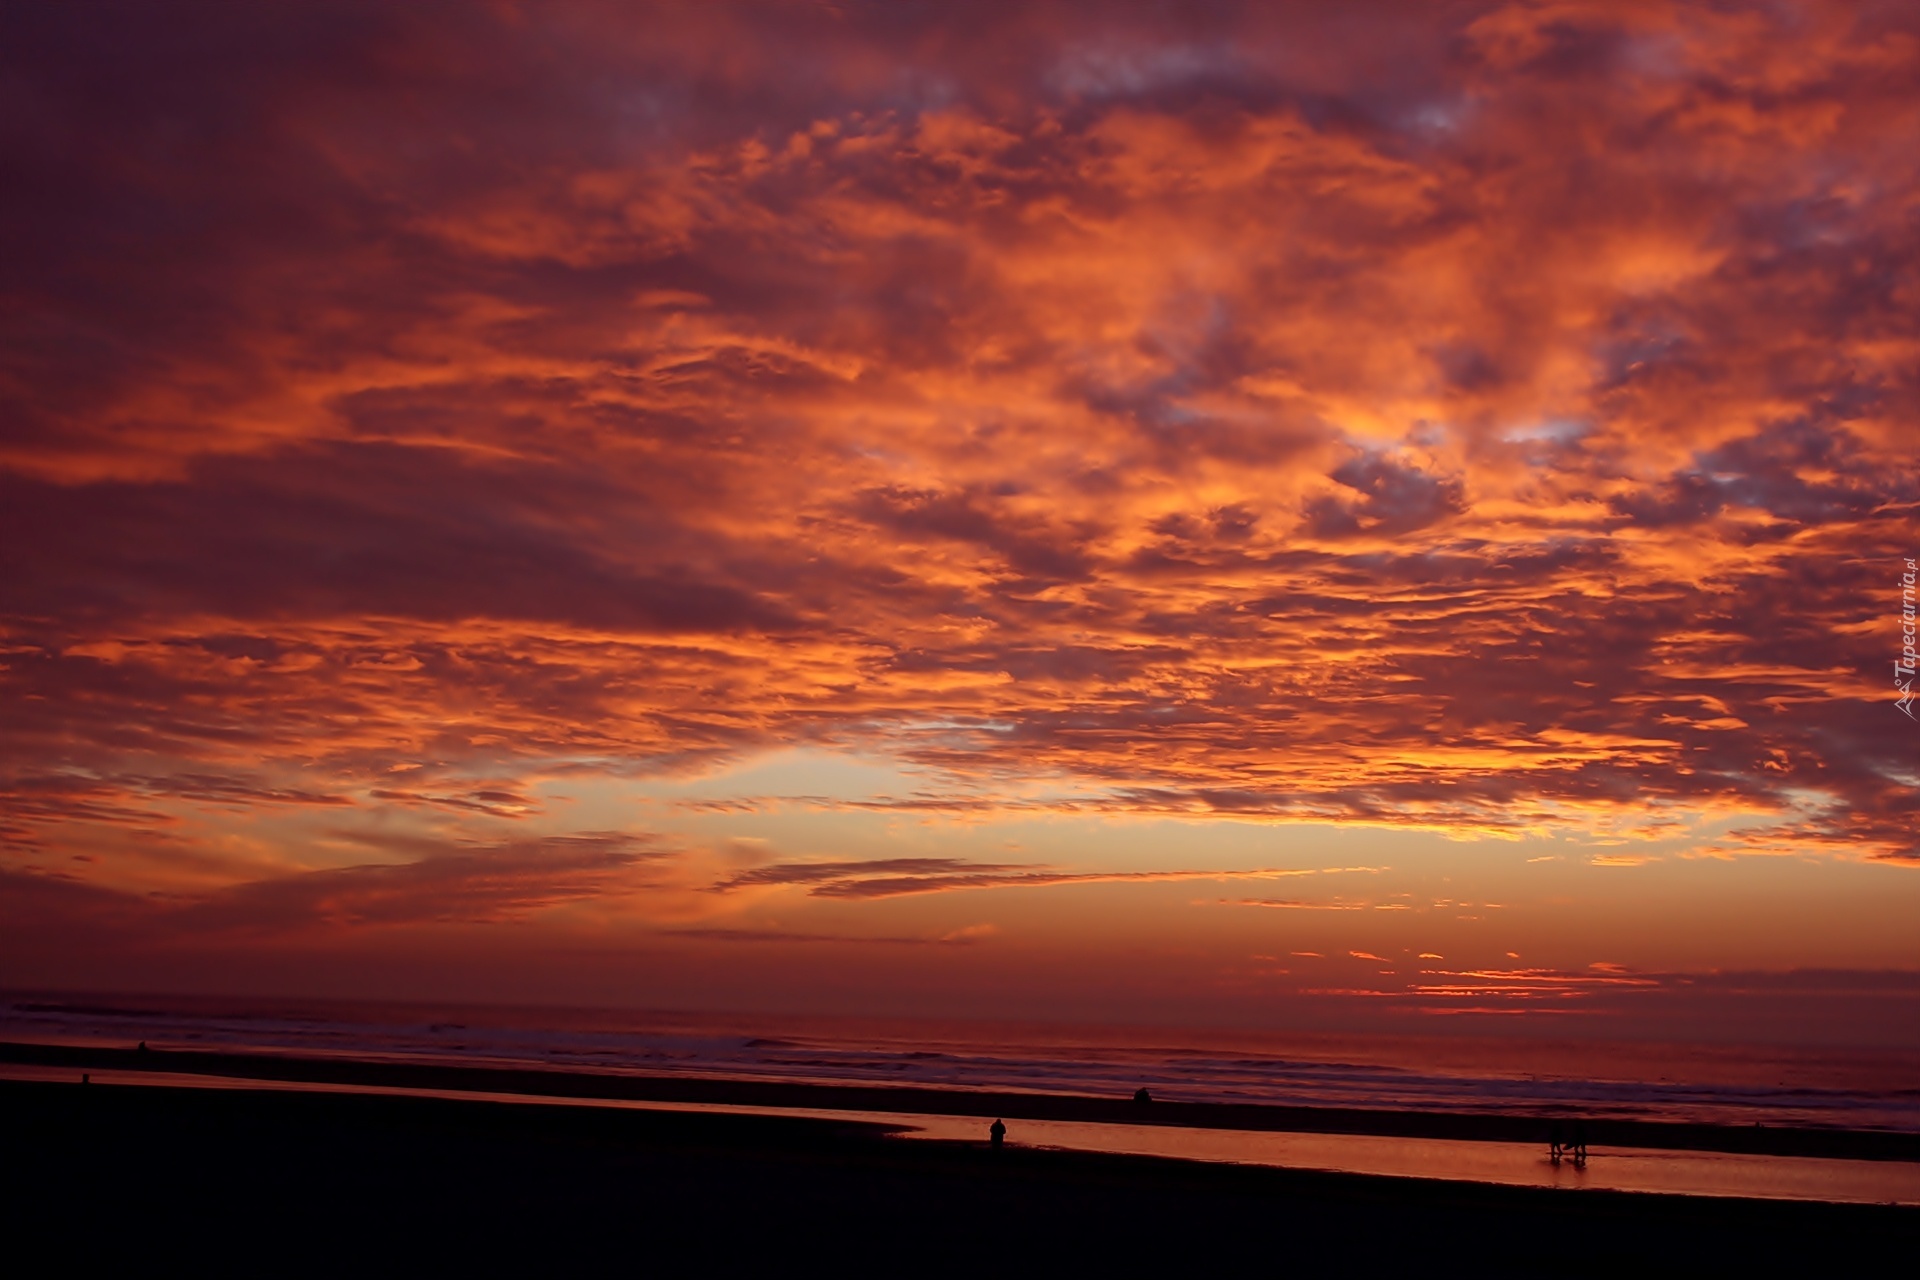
[
  {"xmin": 989, "ymin": 1118, "xmax": 1006, "ymax": 1149},
  {"xmin": 1571, "ymin": 1121, "xmax": 1589, "ymax": 1161},
  {"xmin": 1549, "ymin": 1122, "xmax": 1565, "ymax": 1159}
]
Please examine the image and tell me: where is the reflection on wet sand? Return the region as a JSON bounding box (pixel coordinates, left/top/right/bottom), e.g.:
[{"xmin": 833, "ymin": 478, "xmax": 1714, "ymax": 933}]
[
  {"xmin": 891, "ymin": 1113, "xmax": 1920, "ymax": 1206},
  {"xmin": 6, "ymin": 1063, "xmax": 1915, "ymax": 1207}
]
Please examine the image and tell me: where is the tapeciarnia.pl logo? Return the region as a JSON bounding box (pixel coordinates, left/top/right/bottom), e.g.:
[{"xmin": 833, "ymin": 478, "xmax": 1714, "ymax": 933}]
[{"xmin": 1899, "ymin": 557, "xmax": 1917, "ymax": 720}]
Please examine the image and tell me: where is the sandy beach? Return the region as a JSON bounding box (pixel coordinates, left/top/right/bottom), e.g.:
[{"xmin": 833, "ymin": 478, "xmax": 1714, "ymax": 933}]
[{"xmin": 4, "ymin": 1076, "xmax": 1914, "ymax": 1274}]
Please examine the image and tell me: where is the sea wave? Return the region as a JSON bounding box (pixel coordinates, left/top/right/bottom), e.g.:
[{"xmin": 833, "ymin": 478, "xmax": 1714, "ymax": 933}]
[{"xmin": 5, "ymin": 990, "xmax": 1916, "ymax": 1132}]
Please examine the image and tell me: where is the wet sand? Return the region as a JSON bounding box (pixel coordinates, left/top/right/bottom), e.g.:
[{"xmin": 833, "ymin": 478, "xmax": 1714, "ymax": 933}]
[
  {"xmin": 3, "ymin": 1077, "xmax": 1914, "ymax": 1274},
  {"xmin": 8, "ymin": 1061, "xmax": 1918, "ymax": 1205},
  {"xmin": 6, "ymin": 1038, "xmax": 1917, "ymax": 1162}
]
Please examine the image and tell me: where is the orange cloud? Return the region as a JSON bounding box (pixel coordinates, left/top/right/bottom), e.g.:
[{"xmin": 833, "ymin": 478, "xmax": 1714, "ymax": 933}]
[{"xmin": 3, "ymin": 1, "xmax": 1917, "ymax": 1022}]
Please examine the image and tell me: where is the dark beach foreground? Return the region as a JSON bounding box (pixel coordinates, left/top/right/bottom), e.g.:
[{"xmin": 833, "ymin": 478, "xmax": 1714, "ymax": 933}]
[{"xmin": 4, "ymin": 1079, "xmax": 1914, "ymax": 1275}]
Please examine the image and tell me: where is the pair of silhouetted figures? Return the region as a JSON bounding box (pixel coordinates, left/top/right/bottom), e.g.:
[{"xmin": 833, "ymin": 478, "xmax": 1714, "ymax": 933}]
[{"xmin": 1549, "ymin": 1121, "xmax": 1589, "ymax": 1162}]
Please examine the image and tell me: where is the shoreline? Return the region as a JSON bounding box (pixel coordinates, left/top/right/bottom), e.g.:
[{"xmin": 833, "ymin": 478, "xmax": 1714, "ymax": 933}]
[{"xmin": 7, "ymin": 1038, "xmax": 1916, "ymax": 1163}]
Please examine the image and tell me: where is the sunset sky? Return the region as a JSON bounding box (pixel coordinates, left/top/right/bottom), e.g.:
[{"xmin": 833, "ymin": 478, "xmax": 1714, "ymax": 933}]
[{"xmin": 3, "ymin": 0, "xmax": 1917, "ymax": 1044}]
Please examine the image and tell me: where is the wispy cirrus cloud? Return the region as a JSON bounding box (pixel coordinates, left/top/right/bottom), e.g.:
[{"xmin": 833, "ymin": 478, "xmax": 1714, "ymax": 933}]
[
  {"xmin": 662, "ymin": 924, "xmax": 997, "ymax": 947},
  {"xmin": 710, "ymin": 858, "xmax": 1349, "ymax": 900},
  {"xmin": 0, "ymin": 833, "xmax": 662, "ymax": 940}
]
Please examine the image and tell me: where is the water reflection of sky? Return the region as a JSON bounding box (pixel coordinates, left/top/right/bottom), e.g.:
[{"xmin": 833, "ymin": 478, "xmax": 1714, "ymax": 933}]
[
  {"xmin": 5, "ymin": 1065, "xmax": 1915, "ymax": 1207},
  {"xmin": 9, "ymin": 997, "xmax": 1918, "ymax": 1133},
  {"xmin": 890, "ymin": 1114, "xmax": 1920, "ymax": 1206}
]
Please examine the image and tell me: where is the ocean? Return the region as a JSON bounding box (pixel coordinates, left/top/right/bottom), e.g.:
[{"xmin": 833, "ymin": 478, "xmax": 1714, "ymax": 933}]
[{"xmin": 6, "ymin": 988, "xmax": 1917, "ymax": 1134}]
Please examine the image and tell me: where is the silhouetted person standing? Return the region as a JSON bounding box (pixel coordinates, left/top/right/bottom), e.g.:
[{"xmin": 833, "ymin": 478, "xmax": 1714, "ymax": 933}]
[
  {"xmin": 989, "ymin": 1118, "xmax": 1006, "ymax": 1149},
  {"xmin": 1571, "ymin": 1121, "xmax": 1589, "ymax": 1161}
]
